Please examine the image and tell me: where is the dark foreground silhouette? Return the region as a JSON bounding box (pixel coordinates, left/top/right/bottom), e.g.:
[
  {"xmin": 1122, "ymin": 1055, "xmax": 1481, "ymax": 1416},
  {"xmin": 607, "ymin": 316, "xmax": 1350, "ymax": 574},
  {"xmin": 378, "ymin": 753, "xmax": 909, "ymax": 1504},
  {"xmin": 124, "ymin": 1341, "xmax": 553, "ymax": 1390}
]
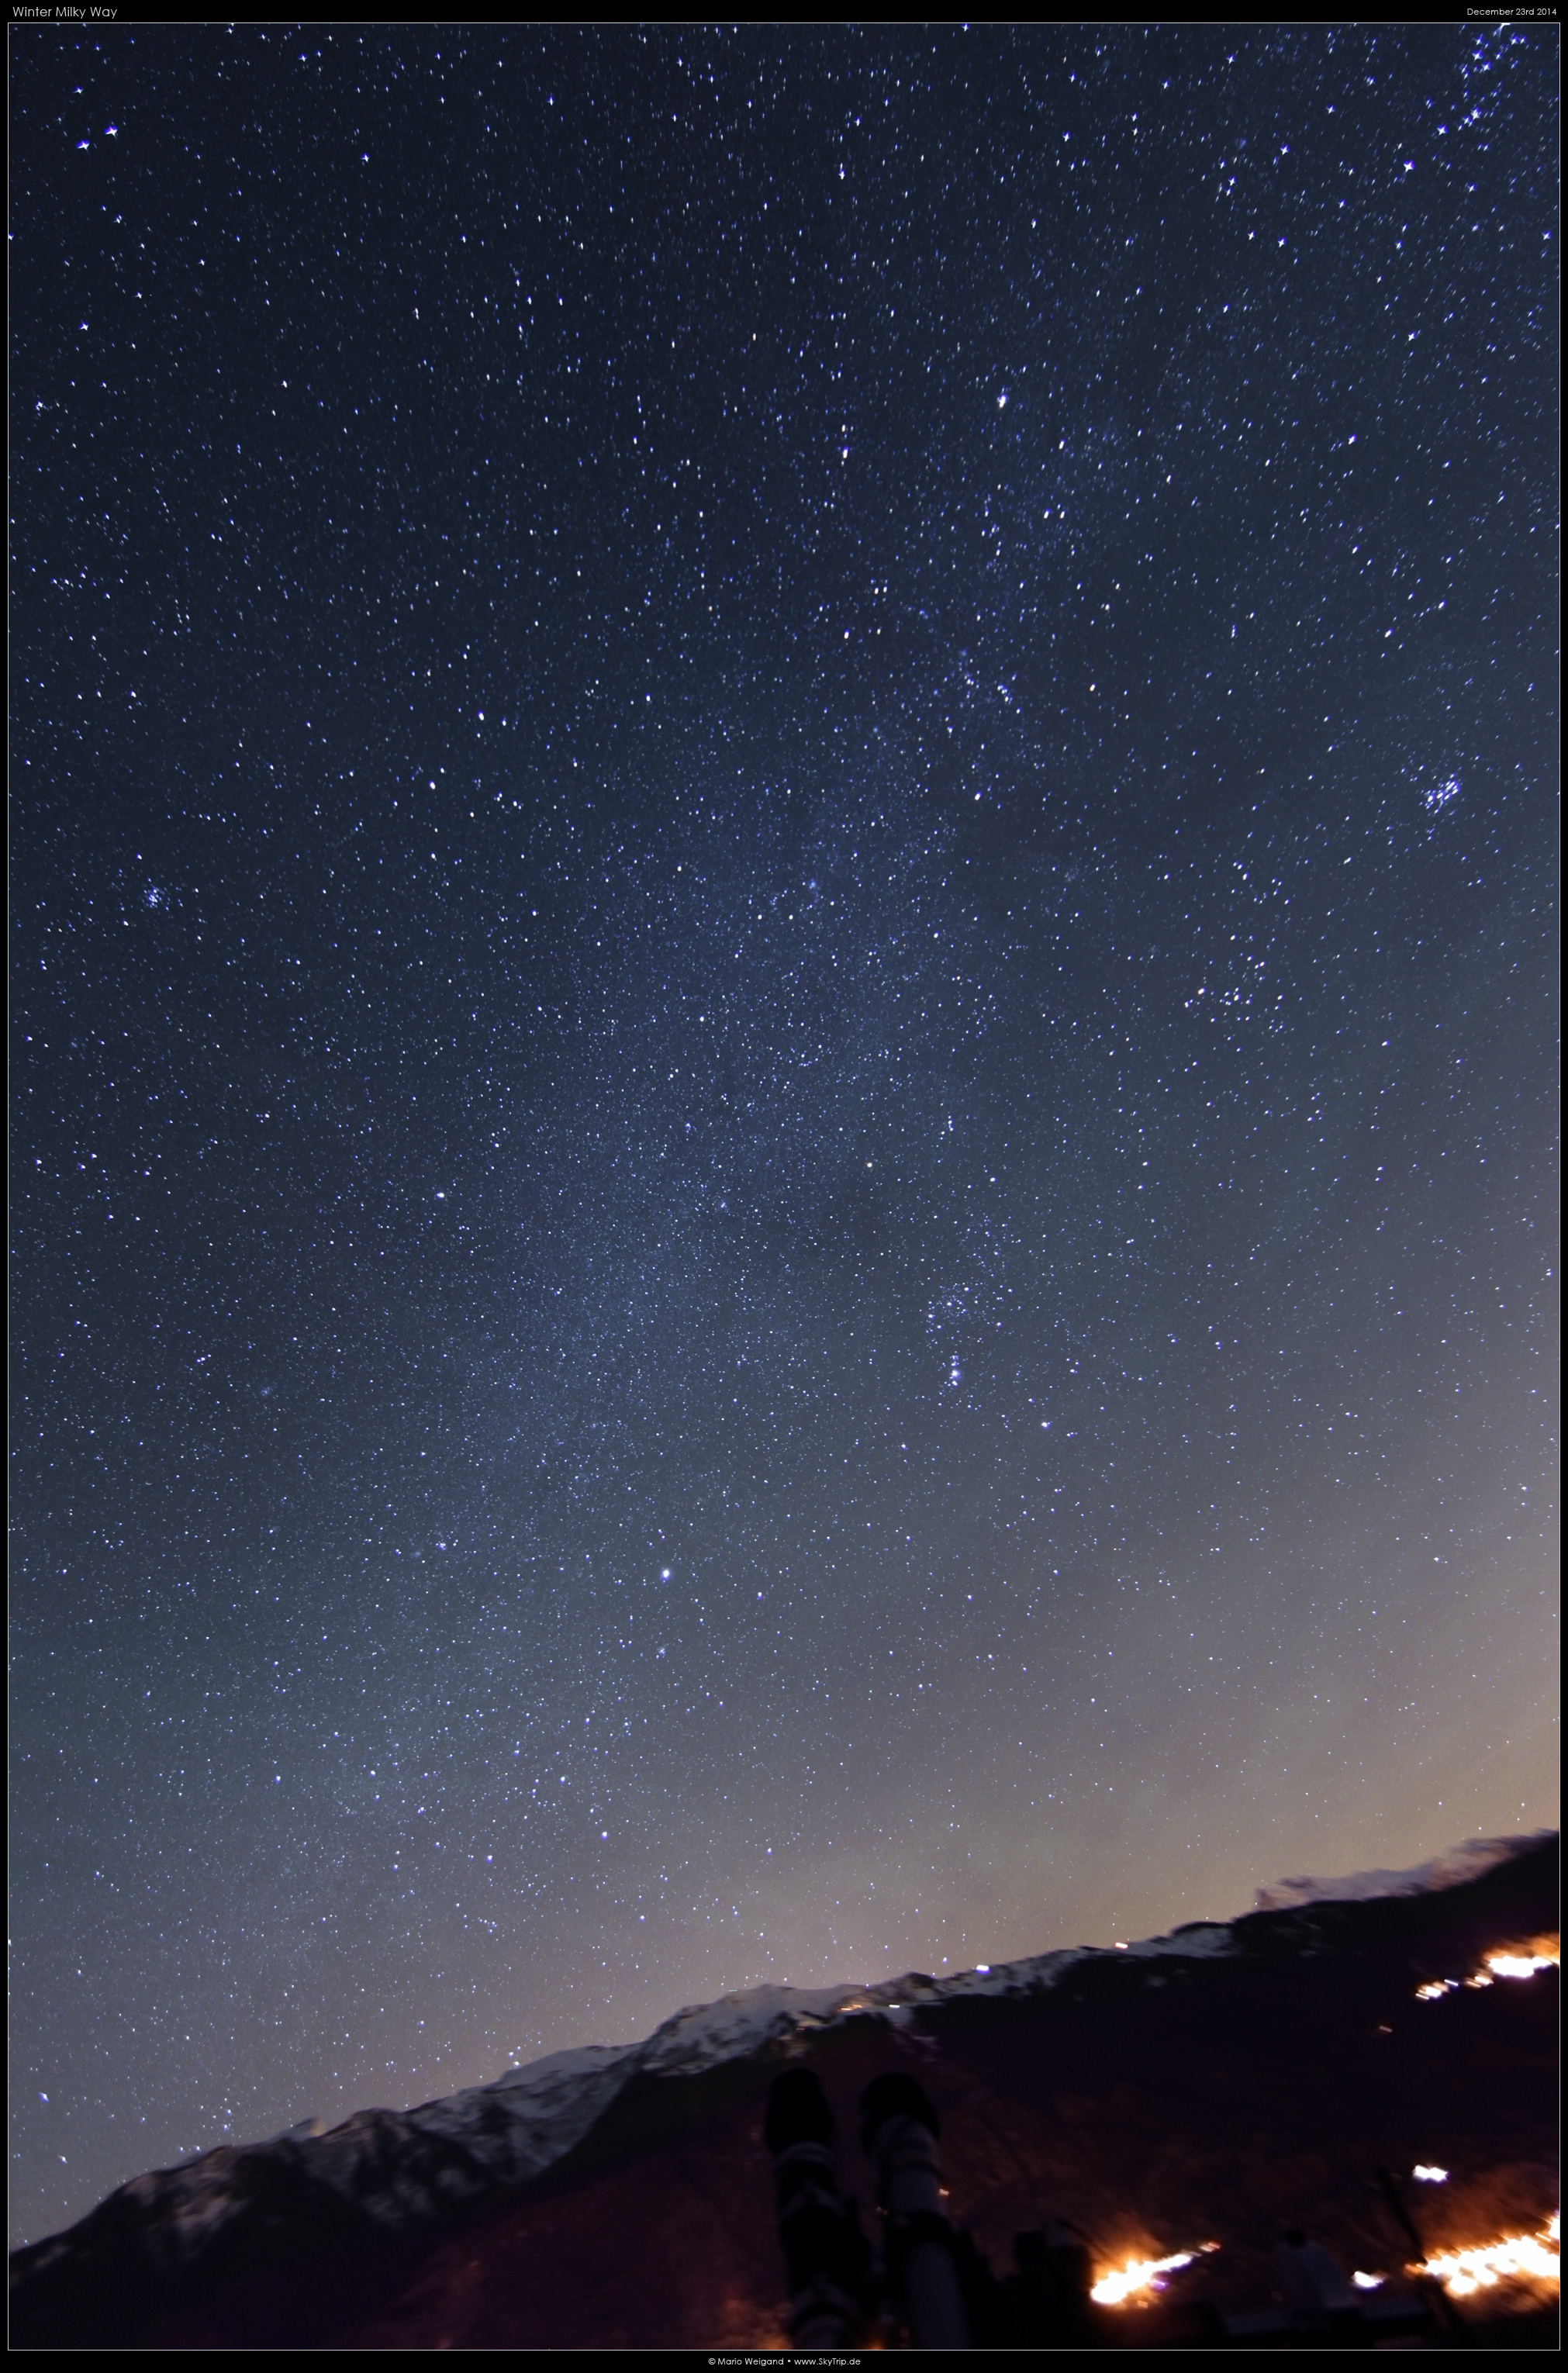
[{"xmin": 11, "ymin": 1833, "xmax": 1558, "ymax": 2350}]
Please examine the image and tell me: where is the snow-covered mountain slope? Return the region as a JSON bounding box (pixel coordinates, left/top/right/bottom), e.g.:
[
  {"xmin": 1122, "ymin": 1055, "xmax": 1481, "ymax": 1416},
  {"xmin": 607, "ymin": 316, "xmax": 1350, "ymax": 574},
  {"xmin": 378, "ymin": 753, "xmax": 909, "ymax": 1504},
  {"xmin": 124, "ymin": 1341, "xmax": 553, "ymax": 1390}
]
[
  {"xmin": 11, "ymin": 1828, "xmax": 1554, "ymax": 2350},
  {"xmin": 16, "ymin": 1957, "xmax": 1229, "ymax": 2281},
  {"xmin": 126, "ymin": 1921, "xmax": 1261, "ymax": 2254}
]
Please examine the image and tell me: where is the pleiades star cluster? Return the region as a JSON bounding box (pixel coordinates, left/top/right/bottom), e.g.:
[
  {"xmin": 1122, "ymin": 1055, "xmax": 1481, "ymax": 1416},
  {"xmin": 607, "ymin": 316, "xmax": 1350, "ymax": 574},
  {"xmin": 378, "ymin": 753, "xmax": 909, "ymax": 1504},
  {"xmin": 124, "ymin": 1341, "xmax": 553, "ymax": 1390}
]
[{"xmin": 9, "ymin": 26, "xmax": 1556, "ymax": 2250}]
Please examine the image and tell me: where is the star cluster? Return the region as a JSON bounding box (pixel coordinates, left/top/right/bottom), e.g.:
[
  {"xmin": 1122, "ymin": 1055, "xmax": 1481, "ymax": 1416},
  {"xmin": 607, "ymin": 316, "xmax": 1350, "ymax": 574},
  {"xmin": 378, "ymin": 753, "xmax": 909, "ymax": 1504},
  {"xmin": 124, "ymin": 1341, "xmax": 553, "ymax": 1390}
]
[{"xmin": 9, "ymin": 25, "xmax": 1556, "ymax": 2248}]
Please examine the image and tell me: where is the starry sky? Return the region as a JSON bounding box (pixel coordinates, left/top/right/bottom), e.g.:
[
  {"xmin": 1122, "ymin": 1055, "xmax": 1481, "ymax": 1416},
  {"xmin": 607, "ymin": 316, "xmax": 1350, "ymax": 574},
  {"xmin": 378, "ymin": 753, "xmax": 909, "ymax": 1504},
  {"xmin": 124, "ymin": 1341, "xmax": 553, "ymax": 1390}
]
[{"xmin": 9, "ymin": 25, "xmax": 1558, "ymax": 2250}]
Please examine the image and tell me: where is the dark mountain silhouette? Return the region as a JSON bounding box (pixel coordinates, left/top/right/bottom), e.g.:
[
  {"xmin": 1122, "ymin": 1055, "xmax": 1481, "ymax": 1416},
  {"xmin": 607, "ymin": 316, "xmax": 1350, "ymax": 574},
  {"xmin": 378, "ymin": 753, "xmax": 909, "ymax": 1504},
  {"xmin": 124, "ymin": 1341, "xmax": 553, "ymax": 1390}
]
[{"xmin": 11, "ymin": 1832, "xmax": 1557, "ymax": 2351}]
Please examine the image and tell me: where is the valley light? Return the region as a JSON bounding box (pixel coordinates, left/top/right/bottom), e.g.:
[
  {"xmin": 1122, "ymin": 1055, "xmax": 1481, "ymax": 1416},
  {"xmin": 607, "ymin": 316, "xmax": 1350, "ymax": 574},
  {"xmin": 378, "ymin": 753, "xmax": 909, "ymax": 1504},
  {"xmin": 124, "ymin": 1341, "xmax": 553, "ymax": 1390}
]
[
  {"xmin": 1417, "ymin": 2211, "xmax": 1559, "ymax": 2299},
  {"xmin": 1415, "ymin": 1933, "xmax": 1557, "ymax": 2000},
  {"xmin": 1484, "ymin": 1934, "xmax": 1559, "ymax": 1980},
  {"xmin": 1091, "ymin": 2248, "xmax": 1197, "ymax": 2306}
]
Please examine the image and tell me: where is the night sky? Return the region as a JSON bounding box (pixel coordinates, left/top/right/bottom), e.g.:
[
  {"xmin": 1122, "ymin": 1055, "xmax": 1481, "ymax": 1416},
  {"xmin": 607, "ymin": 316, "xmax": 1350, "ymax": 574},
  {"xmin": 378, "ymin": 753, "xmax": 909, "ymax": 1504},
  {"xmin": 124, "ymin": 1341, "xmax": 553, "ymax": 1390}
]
[{"xmin": 10, "ymin": 26, "xmax": 1558, "ymax": 2250}]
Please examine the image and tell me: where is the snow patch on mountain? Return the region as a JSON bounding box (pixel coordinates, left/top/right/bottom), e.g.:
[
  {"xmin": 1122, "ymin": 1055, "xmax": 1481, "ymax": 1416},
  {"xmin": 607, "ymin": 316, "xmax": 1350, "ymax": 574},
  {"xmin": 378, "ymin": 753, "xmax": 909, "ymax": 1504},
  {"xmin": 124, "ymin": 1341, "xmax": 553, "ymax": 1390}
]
[
  {"xmin": 637, "ymin": 1982, "xmax": 872, "ymax": 2075},
  {"xmin": 1252, "ymin": 1830, "xmax": 1552, "ymax": 1913}
]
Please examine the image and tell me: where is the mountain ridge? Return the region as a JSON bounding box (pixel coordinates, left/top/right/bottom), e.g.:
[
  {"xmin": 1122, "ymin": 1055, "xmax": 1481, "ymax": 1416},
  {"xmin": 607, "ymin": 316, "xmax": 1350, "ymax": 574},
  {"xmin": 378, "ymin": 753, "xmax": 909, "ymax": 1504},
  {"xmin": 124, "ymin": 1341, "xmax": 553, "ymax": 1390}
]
[{"xmin": 11, "ymin": 1829, "xmax": 1556, "ymax": 2350}]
